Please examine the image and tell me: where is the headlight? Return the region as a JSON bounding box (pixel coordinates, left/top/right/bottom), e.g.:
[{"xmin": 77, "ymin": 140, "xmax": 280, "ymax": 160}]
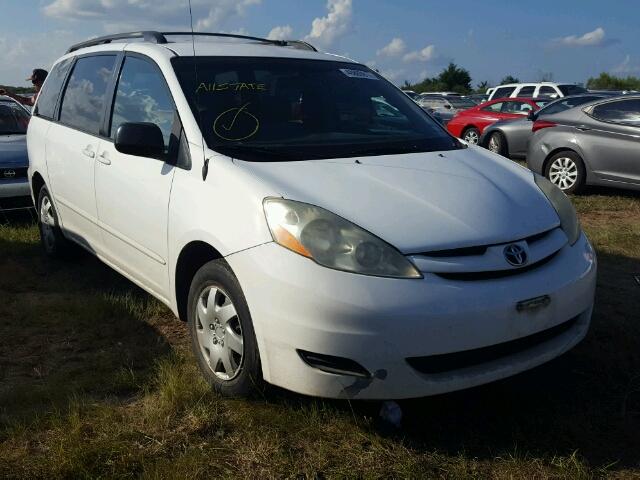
[
  {"xmin": 534, "ymin": 174, "xmax": 581, "ymax": 245},
  {"xmin": 263, "ymin": 198, "xmax": 422, "ymax": 279}
]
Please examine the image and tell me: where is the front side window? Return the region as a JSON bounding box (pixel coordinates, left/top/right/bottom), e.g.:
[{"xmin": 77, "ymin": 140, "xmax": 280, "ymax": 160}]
[
  {"xmin": 518, "ymin": 86, "xmax": 535, "ymax": 97},
  {"xmin": 35, "ymin": 58, "xmax": 73, "ymax": 119},
  {"xmin": 0, "ymin": 101, "xmax": 30, "ymax": 134},
  {"xmin": 539, "ymin": 86, "xmax": 558, "ymax": 97},
  {"xmin": 172, "ymin": 57, "xmax": 459, "ymax": 161},
  {"xmin": 502, "ymin": 101, "xmax": 533, "ymax": 114},
  {"xmin": 59, "ymin": 55, "xmax": 117, "ymax": 135},
  {"xmin": 591, "ymin": 99, "xmax": 640, "ymax": 126},
  {"xmin": 110, "ymin": 56, "xmax": 176, "ymax": 150}
]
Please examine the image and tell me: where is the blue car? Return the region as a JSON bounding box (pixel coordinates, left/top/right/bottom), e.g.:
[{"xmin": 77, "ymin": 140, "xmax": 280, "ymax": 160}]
[{"xmin": 0, "ymin": 97, "xmax": 31, "ymax": 211}]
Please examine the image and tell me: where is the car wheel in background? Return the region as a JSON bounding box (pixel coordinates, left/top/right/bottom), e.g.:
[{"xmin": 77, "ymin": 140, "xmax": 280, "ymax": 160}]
[
  {"xmin": 37, "ymin": 186, "xmax": 70, "ymax": 257},
  {"xmin": 462, "ymin": 127, "xmax": 480, "ymax": 145},
  {"xmin": 487, "ymin": 132, "xmax": 507, "ymax": 156},
  {"xmin": 544, "ymin": 151, "xmax": 586, "ymax": 194},
  {"xmin": 188, "ymin": 259, "xmax": 262, "ymax": 397}
]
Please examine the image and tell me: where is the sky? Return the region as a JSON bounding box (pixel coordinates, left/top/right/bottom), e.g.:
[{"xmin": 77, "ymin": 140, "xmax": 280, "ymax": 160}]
[{"xmin": 1, "ymin": 0, "xmax": 639, "ymax": 88}]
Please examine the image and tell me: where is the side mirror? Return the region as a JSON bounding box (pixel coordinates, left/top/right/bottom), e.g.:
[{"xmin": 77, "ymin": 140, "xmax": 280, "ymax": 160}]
[
  {"xmin": 114, "ymin": 122, "xmax": 165, "ymax": 159},
  {"xmin": 527, "ymin": 110, "xmax": 536, "ymax": 121}
]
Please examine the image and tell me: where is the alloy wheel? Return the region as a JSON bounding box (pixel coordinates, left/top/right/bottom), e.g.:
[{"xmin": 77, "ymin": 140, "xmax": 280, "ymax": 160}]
[
  {"xmin": 194, "ymin": 285, "xmax": 244, "ymax": 380},
  {"xmin": 464, "ymin": 129, "xmax": 479, "ymax": 144},
  {"xmin": 549, "ymin": 157, "xmax": 578, "ymax": 191},
  {"xmin": 40, "ymin": 196, "xmax": 56, "ymax": 251},
  {"xmin": 488, "ymin": 134, "xmax": 500, "ymax": 153}
]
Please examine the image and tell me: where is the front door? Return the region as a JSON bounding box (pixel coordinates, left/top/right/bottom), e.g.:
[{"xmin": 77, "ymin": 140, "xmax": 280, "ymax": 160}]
[{"xmin": 94, "ymin": 55, "xmax": 177, "ymax": 299}]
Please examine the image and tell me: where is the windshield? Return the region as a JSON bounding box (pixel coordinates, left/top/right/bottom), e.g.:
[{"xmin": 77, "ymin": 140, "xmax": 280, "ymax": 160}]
[
  {"xmin": 0, "ymin": 101, "xmax": 30, "ymax": 135},
  {"xmin": 447, "ymin": 98, "xmax": 476, "ymax": 109},
  {"xmin": 172, "ymin": 57, "xmax": 459, "ymax": 161},
  {"xmin": 558, "ymin": 85, "xmax": 588, "ymax": 96}
]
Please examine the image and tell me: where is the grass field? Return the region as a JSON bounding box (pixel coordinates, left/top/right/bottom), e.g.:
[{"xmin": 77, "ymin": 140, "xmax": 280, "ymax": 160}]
[{"xmin": 1, "ymin": 188, "xmax": 639, "ymax": 479}]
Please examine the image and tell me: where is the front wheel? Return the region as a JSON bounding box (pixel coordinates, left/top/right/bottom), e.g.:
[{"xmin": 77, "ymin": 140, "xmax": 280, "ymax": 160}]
[
  {"xmin": 462, "ymin": 127, "xmax": 480, "ymax": 145},
  {"xmin": 545, "ymin": 151, "xmax": 586, "ymax": 194},
  {"xmin": 187, "ymin": 259, "xmax": 262, "ymax": 397},
  {"xmin": 487, "ymin": 132, "xmax": 506, "ymax": 156},
  {"xmin": 37, "ymin": 186, "xmax": 70, "ymax": 257}
]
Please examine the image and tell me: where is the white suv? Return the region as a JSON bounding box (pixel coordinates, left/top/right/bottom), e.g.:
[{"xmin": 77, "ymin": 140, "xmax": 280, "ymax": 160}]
[
  {"xmin": 28, "ymin": 32, "xmax": 596, "ymax": 399},
  {"xmin": 488, "ymin": 82, "xmax": 588, "ymax": 101}
]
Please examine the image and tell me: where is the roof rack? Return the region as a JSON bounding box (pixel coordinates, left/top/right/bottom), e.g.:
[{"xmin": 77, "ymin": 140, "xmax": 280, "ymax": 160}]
[{"xmin": 66, "ymin": 31, "xmax": 317, "ymax": 54}]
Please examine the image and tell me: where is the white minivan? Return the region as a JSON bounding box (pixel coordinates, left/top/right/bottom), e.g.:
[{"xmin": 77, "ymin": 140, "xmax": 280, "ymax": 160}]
[{"xmin": 28, "ymin": 32, "xmax": 596, "ymax": 400}]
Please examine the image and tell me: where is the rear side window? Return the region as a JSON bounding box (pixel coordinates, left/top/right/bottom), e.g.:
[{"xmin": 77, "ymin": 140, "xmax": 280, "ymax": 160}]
[
  {"xmin": 539, "ymin": 86, "xmax": 557, "ymax": 96},
  {"xmin": 35, "ymin": 58, "xmax": 73, "ymax": 119},
  {"xmin": 591, "ymin": 99, "xmax": 640, "ymax": 126},
  {"xmin": 59, "ymin": 55, "xmax": 117, "ymax": 135},
  {"xmin": 518, "ymin": 86, "xmax": 535, "ymax": 97},
  {"xmin": 110, "ymin": 56, "xmax": 176, "ymax": 149},
  {"xmin": 492, "ymin": 87, "xmax": 515, "ymax": 99}
]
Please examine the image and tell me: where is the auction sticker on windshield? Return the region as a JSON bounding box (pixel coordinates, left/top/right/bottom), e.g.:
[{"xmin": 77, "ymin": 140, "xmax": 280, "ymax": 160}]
[{"xmin": 339, "ymin": 69, "xmax": 379, "ymax": 80}]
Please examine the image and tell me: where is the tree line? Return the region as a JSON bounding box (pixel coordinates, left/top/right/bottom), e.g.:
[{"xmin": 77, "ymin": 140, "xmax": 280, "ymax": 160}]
[{"xmin": 401, "ymin": 63, "xmax": 640, "ymax": 94}]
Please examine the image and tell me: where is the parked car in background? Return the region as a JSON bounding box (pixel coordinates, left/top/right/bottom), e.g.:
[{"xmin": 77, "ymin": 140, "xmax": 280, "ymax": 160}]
[
  {"xmin": 0, "ymin": 96, "xmax": 31, "ymax": 211},
  {"xmin": 419, "ymin": 91, "xmax": 461, "ymax": 97},
  {"xmin": 528, "ymin": 96, "xmax": 640, "ymax": 193},
  {"xmin": 447, "ymin": 97, "xmax": 545, "ymax": 144},
  {"xmin": 417, "ymin": 95, "xmax": 476, "ymax": 125},
  {"xmin": 465, "ymin": 93, "xmax": 489, "ymax": 104},
  {"xmin": 488, "ymin": 82, "xmax": 588, "ymax": 101},
  {"xmin": 28, "ymin": 31, "xmax": 596, "ymax": 400},
  {"xmin": 480, "ymin": 94, "xmax": 614, "ymax": 159},
  {"xmin": 402, "ymin": 90, "xmax": 420, "ymax": 101}
]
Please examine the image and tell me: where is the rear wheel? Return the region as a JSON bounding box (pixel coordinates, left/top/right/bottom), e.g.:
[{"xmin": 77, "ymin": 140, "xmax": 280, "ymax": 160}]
[
  {"xmin": 37, "ymin": 186, "xmax": 70, "ymax": 257},
  {"xmin": 487, "ymin": 132, "xmax": 506, "ymax": 156},
  {"xmin": 462, "ymin": 127, "xmax": 480, "ymax": 145},
  {"xmin": 545, "ymin": 151, "xmax": 586, "ymax": 194},
  {"xmin": 188, "ymin": 259, "xmax": 262, "ymax": 397}
]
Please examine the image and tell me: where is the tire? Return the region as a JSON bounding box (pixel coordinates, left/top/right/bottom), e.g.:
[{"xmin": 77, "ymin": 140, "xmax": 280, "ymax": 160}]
[
  {"xmin": 187, "ymin": 259, "xmax": 262, "ymax": 397},
  {"xmin": 487, "ymin": 131, "xmax": 507, "ymax": 156},
  {"xmin": 462, "ymin": 127, "xmax": 480, "ymax": 145},
  {"xmin": 37, "ymin": 186, "xmax": 70, "ymax": 257},
  {"xmin": 544, "ymin": 151, "xmax": 586, "ymax": 194}
]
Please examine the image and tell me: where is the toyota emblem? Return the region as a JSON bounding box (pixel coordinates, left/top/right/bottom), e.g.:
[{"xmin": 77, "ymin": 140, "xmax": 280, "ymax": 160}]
[
  {"xmin": 3, "ymin": 169, "xmax": 16, "ymax": 179},
  {"xmin": 504, "ymin": 244, "xmax": 528, "ymax": 267}
]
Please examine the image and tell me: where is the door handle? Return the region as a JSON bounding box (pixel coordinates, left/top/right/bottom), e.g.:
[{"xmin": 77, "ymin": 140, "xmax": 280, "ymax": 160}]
[
  {"xmin": 81, "ymin": 147, "xmax": 95, "ymax": 158},
  {"xmin": 97, "ymin": 152, "xmax": 111, "ymax": 165},
  {"xmin": 575, "ymin": 125, "xmax": 591, "ymax": 131}
]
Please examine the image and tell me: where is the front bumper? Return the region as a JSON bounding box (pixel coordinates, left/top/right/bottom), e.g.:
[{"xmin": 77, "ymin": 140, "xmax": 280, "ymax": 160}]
[
  {"xmin": 227, "ymin": 233, "xmax": 596, "ymax": 399},
  {"xmin": 0, "ymin": 178, "xmax": 32, "ymax": 209}
]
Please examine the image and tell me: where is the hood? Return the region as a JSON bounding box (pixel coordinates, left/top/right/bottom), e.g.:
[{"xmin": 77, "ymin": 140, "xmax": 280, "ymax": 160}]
[
  {"xmin": 0, "ymin": 135, "xmax": 28, "ymax": 168},
  {"xmin": 235, "ymin": 147, "xmax": 560, "ymax": 253}
]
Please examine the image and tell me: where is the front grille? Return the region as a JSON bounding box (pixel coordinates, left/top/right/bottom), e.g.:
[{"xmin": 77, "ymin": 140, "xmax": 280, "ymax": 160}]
[
  {"xmin": 406, "ymin": 315, "xmax": 579, "ymax": 375},
  {"xmin": 434, "ymin": 251, "xmax": 558, "ymax": 281},
  {"xmin": 0, "ymin": 167, "xmax": 28, "ymax": 179}
]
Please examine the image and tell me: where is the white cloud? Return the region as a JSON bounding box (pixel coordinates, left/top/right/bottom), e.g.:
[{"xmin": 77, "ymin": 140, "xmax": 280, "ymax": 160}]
[
  {"xmin": 613, "ymin": 55, "xmax": 640, "ymax": 74},
  {"xmin": 304, "ymin": 0, "xmax": 352, "ymax": 49},
  {"xmin": 267, "ymin": 25, "xmax": 293, "ymax": 41},
  {"xmin": 378, "ymin": 68, "xmax": 405, "ymax": 85},
  {"xmin": 403, "ymin": 45, "xmax": 436, "ymax": 63},
  {"xmin": 376, "ymin": 37, "xmax": 405, "ymax": 57},
  {"xmin": 552, "ymin": 27, "xmax": 610, "ymax": 47},
  {"xmin": 196, "ymin": 0, "xmax": 261, "ymax": 31}
]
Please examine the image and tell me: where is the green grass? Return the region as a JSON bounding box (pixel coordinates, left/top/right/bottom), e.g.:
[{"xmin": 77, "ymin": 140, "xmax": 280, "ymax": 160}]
[{"xmin": 0, "ymin": 192, "xmax": 639, "ymax": 479}]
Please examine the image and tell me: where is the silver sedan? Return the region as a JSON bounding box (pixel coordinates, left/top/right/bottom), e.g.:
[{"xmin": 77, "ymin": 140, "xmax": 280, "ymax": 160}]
[
  {"xmin": 527, "ymin": 95, "xmax": 640, "ymax": 193},
  {"xmin": 480, "ymin": 95, "xmax": 613, "ymax": 159}
]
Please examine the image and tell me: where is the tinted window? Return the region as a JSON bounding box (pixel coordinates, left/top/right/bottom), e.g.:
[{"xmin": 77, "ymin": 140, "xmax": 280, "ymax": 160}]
[
  {"xmin": 110, "ymin": 56, "xmax": 176, "ymax": 149},
  {"xmin": 482, "ymin": 102, "xmax": 504, "ymax": 112},
  {"xmin": 172, "ymin": 57, "xmax": 459, "ymax": 162},
  {"xmin": 0, "ymin": 101, "xmax": 30, "ymax": 134},
  {"xmin": 447, "ymin": 97, "xmax": 476, "ymax": 109},
  {"xmin": 59, "ymin": 55, "xmax": 117, "ymax": 135},
  {"xmin": 539, "ymin": 96, "xmax": 602, "ymax": 116},
  {"xmin": 518, "ymin": 86, "xmax": 535, "ymax": 97},
  {"xmin": 35, "ymin": 58, "xmax": 73, "ymax": 119},
  {"xmin": 539, "ymin": 86, "xmax": 557, "ymax": 96},
  {"xmin": 493, "ymin": 87, "xmax": 515, "ymax": 99},
  {"xmin": 591, "ymin": 99, "xmax": 640, "ymax": 126},
  {"xmin": 558, "ymin": 85, "xmax": 588, "ymax": 96}
]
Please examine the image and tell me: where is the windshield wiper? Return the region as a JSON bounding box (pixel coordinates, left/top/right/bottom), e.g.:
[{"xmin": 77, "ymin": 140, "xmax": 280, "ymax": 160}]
[{"xmin": 212, "ymin": 144, "xmax": 328, "ymax": 161}]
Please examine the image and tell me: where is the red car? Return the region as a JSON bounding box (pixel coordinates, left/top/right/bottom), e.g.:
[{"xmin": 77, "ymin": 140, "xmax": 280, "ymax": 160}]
[{"xmin": 447, "ymin": 97, "xmax": 545, "ymax": 145}]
